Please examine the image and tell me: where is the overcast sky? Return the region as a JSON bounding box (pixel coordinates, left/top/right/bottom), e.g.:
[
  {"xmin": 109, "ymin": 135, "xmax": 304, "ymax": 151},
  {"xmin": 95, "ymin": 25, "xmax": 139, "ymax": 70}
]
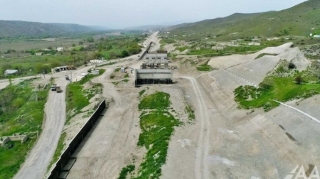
[{"xmin": 2, "ymin": 0, "xmax": 306, "ymax": 29}]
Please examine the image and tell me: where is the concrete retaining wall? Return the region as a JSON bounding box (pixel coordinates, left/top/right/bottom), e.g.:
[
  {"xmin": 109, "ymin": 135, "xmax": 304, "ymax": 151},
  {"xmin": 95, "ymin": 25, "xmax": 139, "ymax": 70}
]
[
  {"xmin": 138, "ymin": 42, "xmax": 153, "ymax": 60},
  {"xmin": 47, "ymin": 100, "xmax": 107, "ymax": 179}
]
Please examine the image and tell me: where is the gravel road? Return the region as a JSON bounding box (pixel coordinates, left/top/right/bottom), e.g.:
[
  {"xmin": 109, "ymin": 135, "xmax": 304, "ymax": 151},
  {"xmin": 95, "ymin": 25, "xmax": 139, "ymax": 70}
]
[
  {"xmin": 182, "ymin": 76, "xmax": 211, "ymax": 179},
  {"xmin": 14, "ymin": 74, "xmax": 67, "ymax": 179},
  {"xmin": 14, "ymin": 66, "xmax": 92, "ymax": 179}
]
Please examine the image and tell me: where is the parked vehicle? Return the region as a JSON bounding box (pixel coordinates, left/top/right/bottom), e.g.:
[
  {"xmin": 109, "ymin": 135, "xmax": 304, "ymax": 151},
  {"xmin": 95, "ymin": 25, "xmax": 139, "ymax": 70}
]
[
  {"xmin": 56, "ymin": 86, "xmax": 62, "ymax": 93},
  {"xmin": 51, "ymin": 84, "xmax": 57, "ymax": 91},
  {"xmin": 65, "ymin": 75, "xmax": 69, "ymax": 80}
]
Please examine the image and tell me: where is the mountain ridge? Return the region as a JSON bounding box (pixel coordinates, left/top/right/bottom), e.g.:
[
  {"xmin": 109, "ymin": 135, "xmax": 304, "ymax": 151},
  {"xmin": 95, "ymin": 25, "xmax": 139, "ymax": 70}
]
[
  {"xmin": 168, "ymin": 0, "xmax": 320, "ymax": 39},
  {"xmin": 0, "ymin": 20, "xmax": 98, "ymax": 38}
]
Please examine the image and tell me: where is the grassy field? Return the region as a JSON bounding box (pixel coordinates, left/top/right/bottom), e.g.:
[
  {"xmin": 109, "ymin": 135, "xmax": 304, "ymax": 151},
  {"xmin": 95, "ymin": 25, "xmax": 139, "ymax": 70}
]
[
  {"xmin": 119, "ymin": 91, "xmax": 180, "ymax": 179},
  {"xmin": 0, "ymin": 33, "xmax": 142, "ymax": 79},
  {"xmin": 234, "ymin": 72, "xmax": 320, "ymax": 111},
  {"xmin": 0, "ymin": 138, "xmax": 36, "ymax": 179},
  {"xmin": 138, "ymin": 92, "xmax": 170, "ymax": 110},
  {"xmin": 167, "ymin": 0, "xmax": 320, "ymax": 41},
  {"xmin": 66, "ymin": 69, "xmax": 105, "ymax": 122},
  {"xmin": 0, "ymin": 79, "xmax": 48, "ymax": 178}
]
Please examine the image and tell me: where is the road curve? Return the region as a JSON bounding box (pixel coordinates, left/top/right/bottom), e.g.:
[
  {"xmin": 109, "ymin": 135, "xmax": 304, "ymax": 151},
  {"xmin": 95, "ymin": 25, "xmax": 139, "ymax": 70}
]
[
  {"xmin": 14, "ymin": 75, "xmax": 68, "ymax": 179},
  {"xmin": 181, "ymin": 76, "xmax": 211, "ymax": 179}
]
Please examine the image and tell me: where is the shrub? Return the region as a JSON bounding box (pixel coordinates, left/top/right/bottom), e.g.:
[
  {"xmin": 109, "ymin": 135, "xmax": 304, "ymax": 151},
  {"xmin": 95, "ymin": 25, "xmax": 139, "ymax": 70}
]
[{"xmin": 295, "ymin": 76, "xmax": 303, "ymax": 84}]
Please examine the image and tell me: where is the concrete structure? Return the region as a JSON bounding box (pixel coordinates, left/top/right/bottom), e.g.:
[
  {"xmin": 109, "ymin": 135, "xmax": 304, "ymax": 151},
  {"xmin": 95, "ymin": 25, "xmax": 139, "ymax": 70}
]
[
  {"xmin": 135, "ymin": 69, "xmax": 172, "ymax": 86},
  {"xmin": 4, "ymin": 69, "xmax": 18, "ymax": 76},
  {"xmin": 0, "ymin": 134, "xmax": 28, "ymax": 147},
  {"xmin": 51, "ymin": 66, "xmax": 76, "ymax": 73},
  {"xmin": 52, "ymin": 66, "xmax": 68, "ymax": 73},
  {"xmin": 56, "ymin": 47, "xmax": 64, "ymax": 52},
  {"xmin": 90, "ymin": 59, "xmax": 105, "ymax": 64},
  {"xmin": 144, "ymin": 53, "xmax": 168, "ymax": 61},
  {"xmin": 135, "ymin": 52, "xmax": 172, "ymax": 86},
  {"xmin": 141, "ymin": 52, "xmax": 169, "ymax": 69}
]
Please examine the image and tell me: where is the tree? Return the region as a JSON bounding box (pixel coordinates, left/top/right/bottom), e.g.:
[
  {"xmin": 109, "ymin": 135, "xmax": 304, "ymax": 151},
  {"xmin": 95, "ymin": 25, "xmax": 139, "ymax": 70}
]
[
  {"xmin": 295, "ymin": 76, "xmax": 303, "ymax": 84},
  {"xmin": 79, "ymin": 41, "xmax": 84, "ymax": 45},
  {"xmin": 87, "ymin": 37, "xmax": 94, "ymax": 43},
  {"xmin": 121, "ymin": 50, "xmax": 129, "ymax": 57}
]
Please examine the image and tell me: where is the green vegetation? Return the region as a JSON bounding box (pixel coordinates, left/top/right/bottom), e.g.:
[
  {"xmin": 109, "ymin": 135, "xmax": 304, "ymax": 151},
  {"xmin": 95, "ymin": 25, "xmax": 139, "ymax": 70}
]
[
  {"xmin": 234, "ymin": 72, "xmax": 320, "ymax": 111},
  {"xmin": 255, "ymin": 53, "xmax": 277, "ymax": 59},
  {"xmin": 139, "ymin": 90, "xmax": 146, "ymax": 97},
  {"xmin": 0, "ymin": 79, "xmax": 48, "ymax": 178},
  {"xmin": 0, "ymin": 139, "xmax": 36, "ymax": 179},
  {"xmin": 197, "ymin": 64, "xmax": 212, "ymax": 71},
  {"xmin": 167, "ymin": 0, "xmax": 320, "ymax": 40},
  {"xmin": 138, "ymin": 92, "xmax": 170, "ymax": 110},
  {"xmin": 47, "ymin": 132, "xmax": 66, "ymax": 171},
  {"xmin": 0, "ymin": 80, "xmax": 48, "ymax": 136},
  {"xmin": 176, "ymin": 46, "xmax": 188, "ymax": 52},
  {"xmin": 66, "ymin": 69, "xmax": 105, "ymax": 121},
  {"xmin": 0, "ymin": 21, "xmax": 93, "ymax": 38},
  {"xmin": 135, "ymin": 92, "xmax": 180, "ymax": 179},
  {"xmin": 0, "ymin": 33, "xmax": 142, "ymax": 79},
  {"xmin": 118, "ymin": 165, "xmax": 135, "ymax": 179},
  {"xmin": 196, "ymin": 60, "xmax": 213, "ymax": 71},
  {"xmin": 119, "ymin": 92, "xmax": 180, "ymax": 179},
  {"xmin": 99, "ymin": 61, "xmax": 117, "ymax": 67},
  {"xmin": 185, "ymin": 105, "xmax": 195, "ymax": 121},
  {"xmin": 96, "ymin": 36, "xmax": 141, "ymax": 60},
  {"xmin": 160, "ymin": 38, "xmax": 176, "ymax": 45}
]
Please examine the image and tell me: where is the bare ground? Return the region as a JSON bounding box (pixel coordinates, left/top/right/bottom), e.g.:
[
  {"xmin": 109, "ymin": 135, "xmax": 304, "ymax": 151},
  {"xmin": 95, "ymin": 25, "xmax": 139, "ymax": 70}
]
[{"xmin": 63, "ymin": 39, "xmax": 320, "ymax": 179}]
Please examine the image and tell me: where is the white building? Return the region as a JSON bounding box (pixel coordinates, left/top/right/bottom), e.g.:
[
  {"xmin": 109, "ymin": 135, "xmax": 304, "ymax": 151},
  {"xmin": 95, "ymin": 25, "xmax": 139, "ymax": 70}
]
[
  {"xmin": 4, "ymin": 69, "xmax": 18, "ymax": 76},
  {"xmin": 56, "ymin": 47, "xmax": 64, "ymax": 52}
]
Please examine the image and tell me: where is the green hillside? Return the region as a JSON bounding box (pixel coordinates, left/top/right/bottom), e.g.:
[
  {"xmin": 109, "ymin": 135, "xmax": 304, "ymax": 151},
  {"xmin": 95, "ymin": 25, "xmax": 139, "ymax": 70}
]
[
  {"xmin": 169, "ymin": 0, "xmax": 320, "ymax": 40},
  {"xmin": 0, "ymin": 21, "xmax": 96, "ymax": 38}
]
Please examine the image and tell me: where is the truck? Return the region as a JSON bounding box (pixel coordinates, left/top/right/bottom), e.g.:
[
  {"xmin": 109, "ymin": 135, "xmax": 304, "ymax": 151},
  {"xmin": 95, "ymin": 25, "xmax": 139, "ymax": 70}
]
[
  {"xmin": 56, "ymin": 86, "xmax": 62, "ymax": 93},
  {"xmin": 51, "ymin": 84, "xmax": 57, "ymax": 91}
]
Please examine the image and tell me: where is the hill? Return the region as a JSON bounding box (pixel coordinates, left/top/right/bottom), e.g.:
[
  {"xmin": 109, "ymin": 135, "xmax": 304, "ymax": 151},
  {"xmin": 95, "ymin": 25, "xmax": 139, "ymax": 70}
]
[
  {"xmin": 0, "ymin": 21, "xmax": 96, "ymax": 38},
  {"xmin": 168, "ymin": 0, "xmax": 320, "ymax": 40}
]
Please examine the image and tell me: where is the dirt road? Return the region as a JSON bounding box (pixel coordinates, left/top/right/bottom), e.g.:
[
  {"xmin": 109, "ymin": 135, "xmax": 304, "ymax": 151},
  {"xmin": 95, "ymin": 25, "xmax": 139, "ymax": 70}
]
[
  {"xmin": 14, "ymin": 67, "xmax": 92, "ymax": 179},
  {"xmin": 0, "ymin": 76, "xmax": 39, "ymax": 90},
  {"xmin": 182, "ymin": 76, "xmax": 211, "ymax": 179},
  {"xmin": 14, "ymin": 74, "xmax": 67, "ymax": 179},
  {"xmin": 44, "ymin": 34, "xmax": 320, "ymax": 179}
]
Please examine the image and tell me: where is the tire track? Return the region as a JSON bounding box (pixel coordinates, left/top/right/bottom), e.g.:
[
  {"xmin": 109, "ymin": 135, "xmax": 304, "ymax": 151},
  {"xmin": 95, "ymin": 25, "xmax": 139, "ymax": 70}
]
[{"xmin": 182, "ymin": 76, "xmax": 211, "ymax": 179}]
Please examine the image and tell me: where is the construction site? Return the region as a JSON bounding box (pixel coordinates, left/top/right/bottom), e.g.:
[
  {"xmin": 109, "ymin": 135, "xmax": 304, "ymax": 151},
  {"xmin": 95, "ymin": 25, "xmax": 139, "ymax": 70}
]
[
  {"xmin": 11, "ymin": 32, "xmax": 320, "ymax": 179},
  {"xmin": 135, "ymin": 51, "xmax": 172, "ymax": 86}
]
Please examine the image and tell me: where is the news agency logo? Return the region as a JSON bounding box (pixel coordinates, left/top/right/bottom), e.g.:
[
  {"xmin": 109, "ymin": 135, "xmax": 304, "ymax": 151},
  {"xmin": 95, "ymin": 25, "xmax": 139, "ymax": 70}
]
[{"xmin": 285, "ymin": 165, "xmax": 320, "ymax": 179}]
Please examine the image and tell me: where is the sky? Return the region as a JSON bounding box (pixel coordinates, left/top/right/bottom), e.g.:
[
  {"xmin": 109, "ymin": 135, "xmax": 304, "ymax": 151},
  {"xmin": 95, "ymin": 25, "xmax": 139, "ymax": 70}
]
[{"xmin": 1, "ymin": 0, "xmax": 307, "ymax": 29}]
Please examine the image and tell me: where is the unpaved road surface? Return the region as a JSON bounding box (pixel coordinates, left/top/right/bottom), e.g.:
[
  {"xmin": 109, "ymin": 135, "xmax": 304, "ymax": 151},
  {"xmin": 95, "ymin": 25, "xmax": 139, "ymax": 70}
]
[
  {"xmin": 0, "ymin": 76, "xmax": 39, "ymax": 90},
  {"xmin": 46, "ymin": 36, "xmax": 320, "ymax": 179},
  {"xmin": 14, "ymin": 67, "xmax": 92, "ymax": 179},
  {"xmin": 182, "ymin": 76, "xmax": 211, "ymax": 179},
  {"xmin": 14, "ymin": 74, "xmax": 68, "ymax": 179}
]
